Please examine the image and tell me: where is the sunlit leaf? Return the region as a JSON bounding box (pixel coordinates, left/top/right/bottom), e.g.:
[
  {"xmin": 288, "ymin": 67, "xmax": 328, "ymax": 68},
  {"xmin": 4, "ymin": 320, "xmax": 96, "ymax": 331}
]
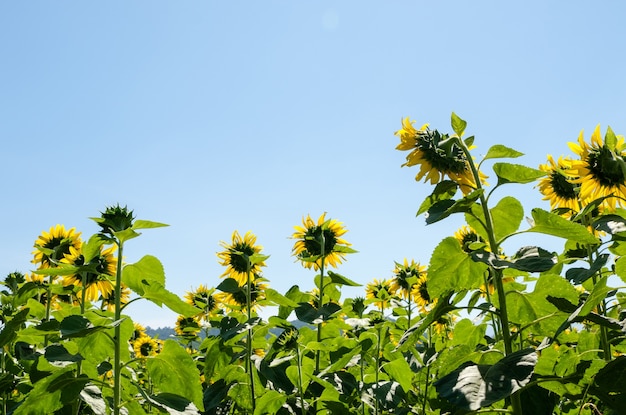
[
  {"xmin": 254, "ymin": 390, "xmax": 287, "ymax": 415},
  {"xmin": 132, "ymin": 219, "xmax": 169, "ymax": 230},
  {"xmin": 327, "ymin": 271, "xmax": 361, "ymax": 287},
  {"xmin": 483, "ymin": 144, "xmax": 524, "ymax": 161},
  {"xmin": 147, "ymin": 340, "xmax": 204, "ymax": 411},
  {"xmin": 451, "ymin": 112, "xmax": 467, "ymax": 137},
  {"xmin": 526, "ymin": 208, "xmax": 599, "ymax": 245},
  {"xmin": 428, "ymin": 237, "xmax": 487, "ymax": 297},
  {"xmin": 493, "ymin": 162, "xmax": 545, "ymax": 185},
  {"xmin": 417, "ymin": 180, "xmax": 458, "ymax": 216},
  {"xmin": 490, "ymin": 196, "xmax": 524, "ymax": 242}
]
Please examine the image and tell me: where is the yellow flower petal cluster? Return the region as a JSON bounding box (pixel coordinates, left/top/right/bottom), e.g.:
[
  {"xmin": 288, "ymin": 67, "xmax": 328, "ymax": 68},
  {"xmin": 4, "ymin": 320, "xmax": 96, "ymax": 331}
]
[
  {"xmin": 292, "ymin": 213, "xmax": 352, "ymax": 270},
  {"xmin": 217, "ymin": 231, "xmax": 266, "ymax": 286}
]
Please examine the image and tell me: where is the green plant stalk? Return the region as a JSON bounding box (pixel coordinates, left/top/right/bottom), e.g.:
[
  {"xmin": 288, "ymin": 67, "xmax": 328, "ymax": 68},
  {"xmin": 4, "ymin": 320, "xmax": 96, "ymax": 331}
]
[
  {"xmin": 374, "ymin": 324, "xmax": 383, "ymax": 415},
  {"xmin": 422, "ymin": 326, "xmax": 433, "ymax": 415},
  {"xmin": 456, "ymin": 136, "xmax": 522, "ymax": 415},
  {"xmin": 295, "ymin": 343, "xmax": 305, "ymax": 415},
  {"xmin": 313, "ymin": 236, "xmax": 326, "ymax": 415},
  {"xmin": 113, "ymin": 240, "xmax": 124, "ymax": 415},
  {"xmin": 44, "ymin": 275, "xmax": 53, "ymax": 347},
  {"xmin": 245, "ymin": 265, "xmax": 256, "ymax": 414}
]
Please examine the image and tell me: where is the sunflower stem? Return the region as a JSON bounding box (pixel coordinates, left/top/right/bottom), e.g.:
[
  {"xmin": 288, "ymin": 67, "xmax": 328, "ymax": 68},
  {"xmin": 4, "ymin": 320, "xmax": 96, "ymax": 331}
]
[
  {"xmin": 245, "ymin": 265, "xmax": 256, "ymax": 413},
  {"xmin": 455, "ymin": 135, "xmax": 523, "ymax": 415},
  {"xmin": 113, "ymin": 240, "xmax": 124, "ymax": 415}
]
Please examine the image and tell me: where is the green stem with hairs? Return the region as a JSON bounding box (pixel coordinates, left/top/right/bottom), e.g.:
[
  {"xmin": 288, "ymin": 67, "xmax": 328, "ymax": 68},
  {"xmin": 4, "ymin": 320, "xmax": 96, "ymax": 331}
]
[
  {"xmin": 113, "ymin": 240, "xmax": 124, "ymax": 415},
  {"xmin": 456, "ymin": 136, "xmax": 522, "ymax": 415},
  {"xmin": 245, "ymin": 265, "xmax": 256, "ymax": 414}
]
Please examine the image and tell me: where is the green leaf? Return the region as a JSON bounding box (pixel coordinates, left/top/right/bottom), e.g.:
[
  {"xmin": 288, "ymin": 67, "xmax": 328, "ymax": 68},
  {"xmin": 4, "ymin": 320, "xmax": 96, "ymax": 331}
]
[
  {"xmin": 589, "ymin": 356, "xmax": 626, "ymax": 412},
  {"xmin": 0, "ymin": 308, "xmax": 29, "ymax": 348},
  {"xmin": 382, "ymin": 357, "xmax": 413, "ymax": 392},
  {"xmin": 147, "ymin": 340, "xmax": 204, "ymax": 411},
  {"xmin": 123, "ymin": 255, "xmax": 166, "ymax": 289},
  {"xmin": 593, "ymin": 214, "xmax": 626, "ymax": 234},
  {"xmin": 417, "ymin": 180, "xmax": 458, "ymax": 216},
  {"xmin": 566, "ymin": 254, "xmax": 609, "ymax": 284},
  {"xmin": 426, "ymin": 189, "xmax": 484, "ymax": 224},
  {"xmin": 254, "ymin": 390, "xmax": 287, "ymax": 415},
  {"xmin": 132, "ymin": 219, "xmax": 169, "ymax": 230},
  {"xmin": 483, "ymin": 144, "xmax": 524, "ymax": 161},
  {"xmin": 451, "ymin": 319, "xmax": 487, "ymax": 350},
  {"xmin": 220, "ymin": 317, "xmax": 261, "ymax": 341},
  {"xmin": 434, "ymin": 348, "xmax": 537, "ymax": 411},
  {"xmin": 580, "ymin": 275, "xmax": 611, "ymax": 316},
  {"xmin": 59, "ymin": 315, "xmax": 121, "ymax": 339},
  {"xmin": 490, "ymin": 196, "xmax": 524, "ymax": 242},
  {"xmin": 428, "ymin": 237, "xmax": 488, "ymax": 298},
  {"xmin": 277, "ymin": 285, "xmax": 310, "ymax": 320},
  {"xmin": 395, "ymin": 292, "xmax": 454, "ymax": 351},
  {"xmin": 472, "ymin": 246, "xmax": 557, "ymax": 273},
  {"xmin": 526, "ymin": 208, "xmax": 599, "ymax": 245},
  {"xmin": 44, "ymin": 344, "xmax": 83, "ymax": 365},
  {"xmin": 82, "ymin": 234, "xmax": 105, "ymax": 263},
  {"xmin": 32, "ymin": 264, "xmax": 80, "ymax": 276},
  {"xmin": 216, "ymin": 278, "xmax": 240, "ymax": 294},
  {"xmin": 493, "ymin": 162, "xmax": 546, "ymax": 185},
  {"xmin": 615, "ymin": 256, "xmax": 626, "ymax": 284},
  {"xmin": 605, "ymin": 126, "xmax": 617, "ymax": 150},
  {"xmin": 14, "ymin": 368, "xmax": 88, "ymax": 415},
  {"xmin": 113, "ymin": 228, "xmax": 140, "ymax": 243},
  {"xmin": 451, "ymin": 112, "xmax": 467, "ymax": 137},
  {"xmin": 295, "ymin": 302, "xmax": 341, "ymax": 324},
  {"xmin": 79, "ymin": 384, "xmax": 107, "ymax": 415},
  {"xmin": 264, "ymin": 288, "xmax": 298, "ymax": 307},
  {"xmin": 327, "ymin": 271, "xmax": 361, "ymax": 287}
]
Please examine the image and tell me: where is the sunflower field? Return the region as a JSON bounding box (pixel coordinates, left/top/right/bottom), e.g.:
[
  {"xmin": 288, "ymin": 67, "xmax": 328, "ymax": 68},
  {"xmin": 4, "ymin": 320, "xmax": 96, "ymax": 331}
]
[{"xmin": 2, "ymin": 113, "xmax": 626, "ymax": 415}]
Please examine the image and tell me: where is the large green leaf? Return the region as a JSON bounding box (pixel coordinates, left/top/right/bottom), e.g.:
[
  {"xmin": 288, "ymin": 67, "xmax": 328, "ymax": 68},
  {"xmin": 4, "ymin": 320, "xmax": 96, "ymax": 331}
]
[
  {"xmin": 417, "ymin": 180, "xmax": 458, "ymax": 216},
  {"xmin": 490, "ymin": 196, "xmax": 524, "ymax": 242},
  {"xmin": 482, "ymin": 144, "xmax": 524, "ymax": 161},
  {"xmin": 589, "ymin": 356, "xmax": 626, "ymax": 412},
  {"xmin": 0, "ymin": 308, "xmax": 29, "ymax": 348},
  {"xmin": 147, "ymin": 340, "xmax": 204, "ymax": 411},
  {"xmin": 472, "ymin": 246, "xmax": 557, "ymax": 273},
  {"xmin": 123, "ymin": 256, "xmax": 199, "ymax": 317},
  {"xmin": 493, "ymin": 162, "xmax": 545, "ymax": 184},
  {"xmin": 425, "ymin": 189, "xmax": 484, "ymax": 225},
  {"xmin": 526, "ymin": 208, "xmax": 599, "ymax": 245},
  {"xmin": 254, "ymin": 390, "xmax": 287, "ymax": 415},
  {"xmin": 428, "ymin": 237, "xmax": 488, "ymax": 298},
  {"xmin": 434, "ymin": 348, "xmax": 537, "ymax": 411},
  {"xmin": 327, "ymin": 271, "xmax": 361, "ymax": 287},
  {"xmin": 14, "ymin": 368, "xmax": 89, "ymax": 414}
]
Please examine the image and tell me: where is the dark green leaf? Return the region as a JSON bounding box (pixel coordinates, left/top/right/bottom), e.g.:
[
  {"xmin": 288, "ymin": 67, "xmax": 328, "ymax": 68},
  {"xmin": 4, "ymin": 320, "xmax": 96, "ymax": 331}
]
[
  {"xmin": 417, "ymin": 180, "xmax": 458, "ymax": 215},
  {"xmin": 0, "ymin": 308, "xmax": 29, "ymax": 348},
  {"xmin": 79, "ymin": 384, "xmax": 107, "ymax": 415},
  {"xmin": 434, "ymin": 348, "xmax": 537, "ymax": 411},
  {"xmin": 493, "ymin": 162, "xmax": 545, "ymax": 185},
  {"xmin": 220, "ymin": 317, "xmax": 261, "ymax": 341},
  {"xmin": 593, "ymin": 214, "xmax": 626, "ymax": 234},
  {"xmin": 295, "ymin": 302, "xmax": 341, "ymax": 324},
  {"xmin": 565, "ymin": 254, "xmax": 609, "ymax": 284},
  {"xmin": 216, "ymin": 278, "xmax": 241, "ymax": 294},
  {"xmin": 395, "ymin": 292, "xmax": 454, "ymax": 351},
  {"xmin": 425, "ymin": 189, "xmax": 484, "ymax": 224},
  {"xmin": 44, "ymin": 344, "xmax": 83, "ymax": 365},
  {"xmin": 483, "ymin": 144, "xmax": 524, "ymax": 161},
  {"xmin": 589, "ymin": 356, "xmax": 626, "ymax": 412},
  {"xmin": 472, "ymin": 246, "xmax": 556, "ymax": 272}
]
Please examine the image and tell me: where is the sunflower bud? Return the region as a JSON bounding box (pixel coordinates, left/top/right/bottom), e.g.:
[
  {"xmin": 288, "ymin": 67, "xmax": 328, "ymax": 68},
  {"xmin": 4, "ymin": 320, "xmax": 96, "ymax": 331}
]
[{"xmin": 97, "ymin": 205, "xmax": 135, "ymax": 236}]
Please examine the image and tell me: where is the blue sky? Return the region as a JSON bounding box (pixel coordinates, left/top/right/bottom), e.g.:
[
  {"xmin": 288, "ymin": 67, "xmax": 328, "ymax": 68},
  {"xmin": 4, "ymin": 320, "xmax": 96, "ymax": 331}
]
[{"xmin": 2, "ymin": 2, "xmax": 626, "ymax": 327}]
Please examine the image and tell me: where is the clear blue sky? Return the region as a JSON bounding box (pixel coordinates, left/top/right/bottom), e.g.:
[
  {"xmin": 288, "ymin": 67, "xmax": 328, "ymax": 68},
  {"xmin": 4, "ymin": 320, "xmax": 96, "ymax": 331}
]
[{"xmin": 2, "ymin": 2, "xmax": 625, "ymax": 327}]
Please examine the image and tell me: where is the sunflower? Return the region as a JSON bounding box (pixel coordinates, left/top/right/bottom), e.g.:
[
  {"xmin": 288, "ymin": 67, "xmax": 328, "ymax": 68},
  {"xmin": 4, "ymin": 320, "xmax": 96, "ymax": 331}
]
[
  {"xmin": 432, "ymin": 314, "xmax": 455, "ymax": 338},
  {"xmin": 395, "ymin": 117, "xmax": 486, "ymax": 195},
  {"xmin": 32, "ymin": 224, "xmax": 82, "ymax": 269},
  {"xmin": 410, "ymin": 273, "xmax": 434, "ymax": 312},
  {"xmin": 133, "ymin": 335, "xmax": 160, "ymax": 358},
  {"xmin": 537, "ymin": 154, "xmax": 580, "ymax": 215},
  {"xmin": 174, "ymin": 315, "xmax": 201, "ymax": 338},
  {"xmin": 292, "ymin": 213, "xmax": 354, "ymax": 270},
  {"xmin": 132, "ymin": 322, "xmax": 147, "ymax": 341},
  {"xmin": 61, "ymin": 245, "xmax": 116, "ymax": 302},
  {"xmin": 218, "ymin": 279, "xmax": 268, "ymax": 313},
  {"xmin": 217, "ymin": 231, "xmax": 266, "ymax": 286},
  {"xmin": 365, "ymin": 279, "xmax": 394, "ymax": 310},
  {"xmin": 390, "ymin": 259, "xmax": 427, "ymax": 299},
  {"xmin": 454, "ymin": 225, "xmax": 488, "ymax": 253},
  {"xmin": 567, "ymin": 125, "xmax": 626, "ymax": 211},
  {"xmin": 100, "ymin": 283, "xmax": 130, "ymax": 311},
  {"xmin": 184, "ymin": 284, "xmax": 220, "ymax": 322}
]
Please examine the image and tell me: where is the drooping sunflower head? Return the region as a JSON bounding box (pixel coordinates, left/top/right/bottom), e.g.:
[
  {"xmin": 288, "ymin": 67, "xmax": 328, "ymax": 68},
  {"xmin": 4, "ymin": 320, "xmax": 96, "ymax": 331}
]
[
  {"xmin": 391, "ymin": 259, "xmax": 427, "ymax": 299},
  {"xmin": 537, "ymin": 154, "xmax": 580, "ymax": 215},
  {"xmin": 100, "ymin": 283, "xmax": 130, "ymax": 311},
  {"xmin": 95, "ymin": 204, "xmax": 135, "ymax": 236},
  {"xmin": 132, "ymin": 322, "xmax": 147, "ymax": 341},
  {"xmin": 365, "ymin": 278, "xmax": 394, "ymax": 310},
  {"xmin": 568, "ymin": 125, "xmax": 626, "ymax": 212},
  {"xmin": 184, "ymin": 284, "xmax": 220, "ymax": 321},
  {"xmin": 395, "ymin": 118, "xmax": 485, "ymax": 195},
  {"xmin": 218, "ymin": 279, "xmax": 268, "ymax": 313},
  {"xmin": 133, "ymin": 336, "xmax": 160, "ymax": 358},
  {"xmin": 32, "ymin": 224, "xmax": 82, "ymax": 269},
  {"xmin": 454, "ymin": 225, "xmax": 488, "ymax": 253},
  {"xmin": 175, "ymin": 315, "xmax": 201, "ymax": 339},
  {"xmin": 217, "ymin": 231, "xmax": 266, "ymax": 285},
  {"xmin": 410, "ymin": 273, "xmax": 434, "ymax": 312},
  {"xmin": 61, "ymin": 245, "xmax": 116, "ymax": 302},
  {"xmin": 292, "ymin": 213, "xmax": 354, "ymax": 270}
]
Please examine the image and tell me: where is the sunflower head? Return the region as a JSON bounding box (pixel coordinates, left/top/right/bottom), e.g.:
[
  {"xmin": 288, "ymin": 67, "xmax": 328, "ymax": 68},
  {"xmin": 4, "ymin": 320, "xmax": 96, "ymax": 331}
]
[
  {"xmin": 454, "ymin": 225, "xmax": 488, "ymax": 253},
  {"xmin": 410, "ymin": 273, "xmax": 434, "ymax": 312},
  {"xmin": 537, "ymin": 155, "xmax": 579, "ymax": 216},
  {"xmin": 292, "ymin": 213, "xmax": 354, "ymax": 270},
  {"xmin": 365, "ymin": 279, "xmax": 394, "ymax": 310},
  {"xmin": 218, "ymin": 279, "xmax": 268, "ymax": 313},
  {"xmin": 100, "ymin": 283, "xmax": 130, "ymax": 311},
  {"xmin": 32, "ymin": 225, "xmax": 82, "ymax": 269},
  {"xmin": 96, "ymin": 204, "xmax": 135, "ymax": 236},
  {"xmin": 395, "ymin": 118, "xmax": 485, "ymax": 194},
  {"xmin": 217, "ymin": 231, "xmax": 266, "ymax": 285},
  {"xmin": 391, "ymin": 259, "xmax": 427, "ymax": 299},
  {"xmin": 568, "ymin": 125, "xmax": 626, "ymax": 211},
  {"xmin": 275, "ymin": 326, "xmax": 299, "ymax": 350},
  {"xmin": 133, "ymin": 336, "xmax": 160, "ymax": 358},
  {"xmin": 61, "ymin": 245, "xmax": 116, "ymax": 302},
  {"xmin": 175, "ymin": 315, "xmax": 201, "ymax": 339},
  {"xmin": 184, "ymin": 284, "xmax": 220, "ymax": 321}
]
